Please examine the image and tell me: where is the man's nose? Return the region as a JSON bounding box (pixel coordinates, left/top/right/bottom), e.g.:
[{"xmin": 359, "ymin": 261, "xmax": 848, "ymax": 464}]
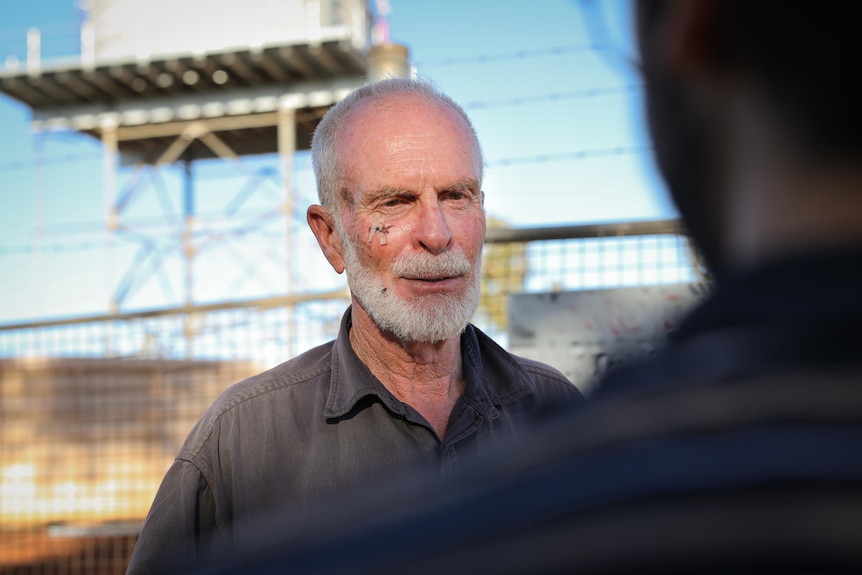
[{"xmin": 415, "ymin": 202, "xmax": 453, "ymax": 254}]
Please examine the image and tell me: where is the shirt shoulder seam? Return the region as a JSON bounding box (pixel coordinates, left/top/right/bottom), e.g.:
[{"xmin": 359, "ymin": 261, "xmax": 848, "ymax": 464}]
[{"xmin": 184, "ymin": 359, "xmax": 333, "ymax": 458}]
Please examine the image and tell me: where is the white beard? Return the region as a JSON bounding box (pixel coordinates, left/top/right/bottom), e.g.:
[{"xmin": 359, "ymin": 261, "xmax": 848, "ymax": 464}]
[{"xmin": 338, "ymin": 224, "xmax": 481, "ymax": 344}]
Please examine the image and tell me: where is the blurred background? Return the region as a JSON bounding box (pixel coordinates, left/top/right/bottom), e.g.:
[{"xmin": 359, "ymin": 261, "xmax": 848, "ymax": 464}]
[{"xmin": 0, "ymin": 1, "xmax": 705, "ymax": 572}]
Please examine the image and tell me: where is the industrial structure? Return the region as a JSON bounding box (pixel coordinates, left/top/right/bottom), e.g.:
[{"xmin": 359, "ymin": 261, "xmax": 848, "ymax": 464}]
[{"xmin": 0, "ymin": 0, "xmax": 408, "ymax": 316}]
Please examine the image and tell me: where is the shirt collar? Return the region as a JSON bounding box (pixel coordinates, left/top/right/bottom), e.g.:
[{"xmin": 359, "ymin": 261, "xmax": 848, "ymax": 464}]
[
  {"xmin": 324, "ymin": 307, "xmax": 405, "ymax": 419},
  {"xmin": 323, "ymin": 307, "xmax": 536, "ymax": 420}
]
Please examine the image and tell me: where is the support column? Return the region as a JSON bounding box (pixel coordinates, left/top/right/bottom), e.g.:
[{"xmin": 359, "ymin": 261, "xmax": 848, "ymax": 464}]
[
  {"xmin": 101, "ymin": 114, "xmax": 119, "ymax": 315},
  {"xmin": 32, "ymin": 130, "xmax": 45, "ymax": 321},
  {"xmin": 101, "ymin": 114, "xmax": 119, "ymax": 357},
  {"xmin": 278, "ymin": 104, "xmax": 296, "ymax": 357},
  {"xmin": 181, "ymin": 158, "xmax": 195, "ymax": 308},
  {"xmin": 181, "ymin": 158, "xmax": 196, "ymax": 358}
]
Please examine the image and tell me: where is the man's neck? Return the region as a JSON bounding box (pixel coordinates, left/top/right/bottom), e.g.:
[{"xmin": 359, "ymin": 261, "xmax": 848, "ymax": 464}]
[
  {"xmin": 725, "ymin": 159, "xmax": 862, "ymax": 274},
  {"xmin": 348, "ymin": 304, "xmax": 465, "ymax": 439},
  {"xmin": 722, "ymin": 98, "xmax": 862, "ymax": 273}
]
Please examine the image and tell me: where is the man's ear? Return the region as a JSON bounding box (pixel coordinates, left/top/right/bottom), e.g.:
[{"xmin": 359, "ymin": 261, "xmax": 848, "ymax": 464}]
[
  {"xmin": 659, "ymin": 0, "xmax": 727, "ymax": 76},
  {"xmin": 307, "ymin": 204, "xmax": 346, "ymax": 274}
]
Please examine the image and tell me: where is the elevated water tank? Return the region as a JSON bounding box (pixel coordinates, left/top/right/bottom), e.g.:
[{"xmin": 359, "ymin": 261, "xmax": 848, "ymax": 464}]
[{"xmin": 82, "ymin": 0, "xmax": 369, "ymax": 62}]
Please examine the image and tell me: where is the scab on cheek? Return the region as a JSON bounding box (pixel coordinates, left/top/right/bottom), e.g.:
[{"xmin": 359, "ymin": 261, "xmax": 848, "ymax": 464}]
[{"xmin": 367, "ymin": 218, "xmax": 389, "ymax": 245}]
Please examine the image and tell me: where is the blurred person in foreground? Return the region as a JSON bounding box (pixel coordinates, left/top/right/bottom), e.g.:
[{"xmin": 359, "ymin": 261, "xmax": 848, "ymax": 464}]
[
  {"xmin": 124, "ymin": 78, "xmax": 580, "ymax": 574},
  {"xmin": 191, "ymin": 1, "xmax": 862, "ymax": 573}
]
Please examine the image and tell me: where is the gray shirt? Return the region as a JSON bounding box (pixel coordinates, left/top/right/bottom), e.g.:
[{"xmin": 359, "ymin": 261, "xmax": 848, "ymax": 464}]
[{"xmin": 126, "ymin": 308, "xmax": 580, "ymax": 573}]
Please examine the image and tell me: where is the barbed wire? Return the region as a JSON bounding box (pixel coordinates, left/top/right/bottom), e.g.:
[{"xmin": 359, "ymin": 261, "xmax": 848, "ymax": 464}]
[
  {"xmin": 0, "ymin": 151, "xmax": 102, "ymax": 173},
  {"xmin": 0, "ymin": 138, "xmax": 650, "ymax": 182},
  {"xmin": 490, "ymin": 144, "xmax": 651, "ymax": 166},
  {"xmin": 414, "ymin": 44, "xmax": 601, "ymax": 67},
  {"xmin": 0, "ymin": 29, "xmax": 649, "ymax": 256},
  {"xmin": 0, "ymin": 83, "xmax": 643, "ymax": 174},
  {"xmin": 0, "ymin": 229, "xmax": 297, "ymax": 256},
  {"xmin": 462, "ymin": 84, "xmax": 641, "ymax": 110},
  {"xmin": 0, "ymin": 239, "xmax": 108, "ymax": 255},
  {"xmin": 0, "ymin": 142, "xmax": 653, "ymax": 256}
]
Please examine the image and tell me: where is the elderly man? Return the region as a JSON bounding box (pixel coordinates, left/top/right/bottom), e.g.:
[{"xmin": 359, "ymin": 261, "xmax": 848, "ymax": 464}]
[{"xmin": 124, "ymin": 78, "xmax": 580, "ymax": 574}]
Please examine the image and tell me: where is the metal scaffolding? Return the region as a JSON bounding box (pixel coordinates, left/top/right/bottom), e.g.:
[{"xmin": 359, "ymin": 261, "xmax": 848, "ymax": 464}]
[{"xmin": 0, "ymin": 0, "xmax": 375, "ymax": 319}]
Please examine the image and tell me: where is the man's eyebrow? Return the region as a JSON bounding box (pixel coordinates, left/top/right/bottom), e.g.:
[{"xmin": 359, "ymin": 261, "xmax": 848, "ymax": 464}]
[
  {"xmin": 365, "ymin": 187, "xmax": 413, "ymax": 202},
  {"xmin": 363, "ymin": 179, "xmax": 480, "ymax": 202},
  {"xmin": 440, "ymin": 178, "xmax": 479, "ymax": 194},
  {"xmin": 441, "ymin": 178, "xmax": 480, "ymax": 193}
]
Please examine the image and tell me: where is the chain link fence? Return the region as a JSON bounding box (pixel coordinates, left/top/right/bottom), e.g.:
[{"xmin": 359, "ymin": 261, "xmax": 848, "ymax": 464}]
[{"xmin": 0, "ymin": 219, "xmax": 702, "ymax": 574}]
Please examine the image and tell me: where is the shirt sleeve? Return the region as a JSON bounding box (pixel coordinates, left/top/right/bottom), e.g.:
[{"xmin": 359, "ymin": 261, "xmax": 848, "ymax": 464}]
[{"xmin": 125, "ymin": 458, "xmax": 223, "ymax": 574}]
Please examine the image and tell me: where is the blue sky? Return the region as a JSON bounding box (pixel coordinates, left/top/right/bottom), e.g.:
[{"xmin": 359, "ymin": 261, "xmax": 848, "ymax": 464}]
[{"xmin": 0, "ymin": 0, "xmax": 673, "ymax": 324}]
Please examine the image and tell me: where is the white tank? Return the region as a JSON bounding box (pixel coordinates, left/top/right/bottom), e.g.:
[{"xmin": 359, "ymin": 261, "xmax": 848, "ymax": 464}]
[{"xmin": 81, "ymin": 0, "xmax": 369, "ymax": 62}]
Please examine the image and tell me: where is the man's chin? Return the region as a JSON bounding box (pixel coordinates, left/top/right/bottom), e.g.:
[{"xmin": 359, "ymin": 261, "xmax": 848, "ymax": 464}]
[
  {"xmin": 370, "ymin": 301, "xmax": 473, "ymax": 344},
  {"xmin": 394, "ymin": 323, "xmax": 468, "ymax": 345}
]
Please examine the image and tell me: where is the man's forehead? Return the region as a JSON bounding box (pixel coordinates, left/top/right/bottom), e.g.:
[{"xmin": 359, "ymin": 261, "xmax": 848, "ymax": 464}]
[
  {"xmin": 343, "ymin": 94, "xmax": 472, "ymax": 140},
  {"xmin": 340, "ymin": 104, "xmax": 479, "ymax": 157},
  {"xmin": 332, "ymin": 92, "xmax": 483, "ymax": 198}
]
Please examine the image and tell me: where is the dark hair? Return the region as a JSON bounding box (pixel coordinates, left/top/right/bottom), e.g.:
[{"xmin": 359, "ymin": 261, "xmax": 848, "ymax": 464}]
[{"xmin": 721, "ymin": 1, "xmax": 862, "ymax": 161}]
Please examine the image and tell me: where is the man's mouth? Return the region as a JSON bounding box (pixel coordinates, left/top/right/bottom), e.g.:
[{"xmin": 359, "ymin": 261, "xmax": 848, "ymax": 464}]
[{"xmin": 404, "ymin": 274, "xmax": 460, "ymax": 282}]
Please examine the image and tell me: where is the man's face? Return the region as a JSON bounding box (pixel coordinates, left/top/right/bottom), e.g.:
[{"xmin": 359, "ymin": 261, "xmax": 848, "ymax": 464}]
[{"xmin": 333, "ymin": 95, "xmax": 486, "ymax": 343}]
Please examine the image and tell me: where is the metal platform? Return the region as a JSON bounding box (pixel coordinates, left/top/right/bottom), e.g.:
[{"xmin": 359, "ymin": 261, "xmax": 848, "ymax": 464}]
[{"xmin": 0, "ymin": 40, "xmax": 368, "ymax": 162}]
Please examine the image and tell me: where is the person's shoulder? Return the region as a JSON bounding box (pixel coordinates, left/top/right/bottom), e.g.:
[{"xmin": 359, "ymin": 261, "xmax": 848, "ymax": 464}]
[{"xmin": 181, "ymin": 340, "xmax": 337, "ymax": 446}]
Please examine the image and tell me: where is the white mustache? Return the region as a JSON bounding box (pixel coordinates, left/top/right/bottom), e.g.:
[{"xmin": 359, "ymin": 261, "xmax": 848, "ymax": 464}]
[{"xmin": 391, "ymin": 251, "xmax": 472, "ymax": 280}]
